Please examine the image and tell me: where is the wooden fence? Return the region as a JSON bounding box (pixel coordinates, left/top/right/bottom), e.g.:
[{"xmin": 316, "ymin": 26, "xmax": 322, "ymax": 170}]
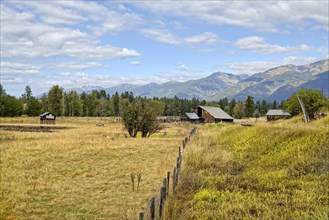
[{"xmin": 139, "ymin": 126, "xmax": 196, "ymax": 220}]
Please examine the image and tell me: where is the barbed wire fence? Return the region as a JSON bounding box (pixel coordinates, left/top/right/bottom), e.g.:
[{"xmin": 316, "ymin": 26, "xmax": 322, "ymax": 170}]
[{"xmin": 139, "ymin": 126, "xmax": 197, "ymax": 220}]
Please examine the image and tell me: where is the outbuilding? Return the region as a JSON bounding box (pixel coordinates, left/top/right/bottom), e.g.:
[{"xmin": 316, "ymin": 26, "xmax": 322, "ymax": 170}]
[
  {"xmin": 266, "ymin": 109, "xmax": 290, "ymax": 121},
  {"xmin": 185, "ymin": 112, "xmax": 202, "ymax": 123},
  {"xmin": 40, "ymin": 112, "xmax": 56, "ymax": 124},
  {"xmin": 197, "ymin": 106, "xmax": 234, "ymax": 123}
]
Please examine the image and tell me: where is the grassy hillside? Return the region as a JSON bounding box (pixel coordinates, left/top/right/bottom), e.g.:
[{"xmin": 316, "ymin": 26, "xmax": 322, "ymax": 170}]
[
  {"xmin": 165, "ymin": 117, "xmax": 329, "ymax": 219},
  {"xmin": 0, "ymin": 118, "xmax": 192, "ymax": 219}
]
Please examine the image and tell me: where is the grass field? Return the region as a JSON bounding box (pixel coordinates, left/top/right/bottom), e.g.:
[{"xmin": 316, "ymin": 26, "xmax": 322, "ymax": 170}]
[
  {"xmin": 164, "ymin": 116, "xmax": 329, "ymax": 219},
  {"xmin": 0, "ymin": 117, "xmax": 193, "ymax": 219}
]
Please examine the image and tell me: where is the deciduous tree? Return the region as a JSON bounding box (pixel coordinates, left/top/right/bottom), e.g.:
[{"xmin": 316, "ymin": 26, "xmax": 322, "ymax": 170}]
[
  {"xmin": 284, "ymin": 89, "xmax": 329, "ymax": 119},
  {"xmin": 48, "ymin": 85, "xmax": 63, "ymax": 116}
]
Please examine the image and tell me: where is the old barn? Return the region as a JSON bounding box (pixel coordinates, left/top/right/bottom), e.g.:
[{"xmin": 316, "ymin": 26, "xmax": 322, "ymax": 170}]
[
  {"xmin": 266, "ymin": 109, "xmax": 291, "ymax": 121},
  {"xmin": 198, "ymin": 106, "xmax": 234, "ymax": 123},
  {"xmin": 40, "ymin": 112, "xmax": 56, "ymax": 124}
]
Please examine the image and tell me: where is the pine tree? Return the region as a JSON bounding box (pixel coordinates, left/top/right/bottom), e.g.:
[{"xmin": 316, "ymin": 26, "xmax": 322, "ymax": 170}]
[{"xmin": 244, "ymin": 96, "xmax": 254, "ymax": 118}]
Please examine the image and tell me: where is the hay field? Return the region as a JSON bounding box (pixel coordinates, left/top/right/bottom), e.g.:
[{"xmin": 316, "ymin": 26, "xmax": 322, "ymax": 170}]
[{"xmin": 0, "ymin": 117, "xmax": 193, "ymax": 219}]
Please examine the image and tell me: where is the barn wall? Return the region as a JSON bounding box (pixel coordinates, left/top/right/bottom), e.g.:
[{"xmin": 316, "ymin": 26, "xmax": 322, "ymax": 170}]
[
  {"xmin": 202, "ymin": 109, "xmax": 215, "ymax": 123},
  {"xmin": 40, "ymin": 118, "xmax": 56, "ymax": 124},
  {"xmin": 266, "ymin": 115, "xmax": 285, "ymax": 121}
]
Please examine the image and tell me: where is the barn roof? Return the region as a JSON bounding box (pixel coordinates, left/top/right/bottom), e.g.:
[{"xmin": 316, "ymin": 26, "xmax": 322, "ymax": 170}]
[
  {"xmin": 198, "ymin": 106, "xmax": 234, "ymax": 120},
  {"xmin": 266, "ymin": 109, "xmax": 291, "ymax": 116},
  {"xmin": 40, "ymin": 112, "xmax": 50, "ymax": 117},
  {"xmin": 185, "ymin": 112, "xmax": 199, "ymax": 120}
]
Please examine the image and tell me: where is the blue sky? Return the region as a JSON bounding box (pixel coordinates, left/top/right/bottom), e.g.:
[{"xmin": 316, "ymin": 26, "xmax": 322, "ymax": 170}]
[{"xmin": 1, "ymin": 0, "xmax": 328, "ymax": 97}]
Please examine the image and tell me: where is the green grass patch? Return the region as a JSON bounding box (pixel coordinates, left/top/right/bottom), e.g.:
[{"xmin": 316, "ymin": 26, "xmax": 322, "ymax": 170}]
[{"xmin": 165, "ymin": 117, "xmax": 329, "ymax": 219}]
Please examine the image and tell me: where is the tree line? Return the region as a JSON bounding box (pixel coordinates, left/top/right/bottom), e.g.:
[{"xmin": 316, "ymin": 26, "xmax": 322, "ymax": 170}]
[{"xmin": 0, "ymin": 84, "xmax": 327, "ymax": 119}]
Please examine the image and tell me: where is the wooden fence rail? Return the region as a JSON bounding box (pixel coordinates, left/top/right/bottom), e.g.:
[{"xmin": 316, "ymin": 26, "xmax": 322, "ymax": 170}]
[{"xmin": 139, "ymin": 126, "xmax": 196, "ymax": 220}]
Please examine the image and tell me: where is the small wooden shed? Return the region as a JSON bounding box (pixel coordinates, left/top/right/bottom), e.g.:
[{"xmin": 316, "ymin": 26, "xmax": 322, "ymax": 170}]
[
  {"xmin": 266, "ymin": 109, "xmax": 290, "ymax": 121},
  {"xmin": 185, "ymin": 112, "xmax": 202, "ymax": 123},
  {"xmin": 198, "ymin": 106, "xmax": 234, "ymax": 123},
  {"xmin": 40, "ymin": 112, "xmax": 56, "ymax": 124}
]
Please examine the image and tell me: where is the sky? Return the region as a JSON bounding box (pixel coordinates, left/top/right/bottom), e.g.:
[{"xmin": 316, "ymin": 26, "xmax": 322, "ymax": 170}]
[{"xmin": 1, "ymin": 0, "xmax": 328, "ymax": 97}]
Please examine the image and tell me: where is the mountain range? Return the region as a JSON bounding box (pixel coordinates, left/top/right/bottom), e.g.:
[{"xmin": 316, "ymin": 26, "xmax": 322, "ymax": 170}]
[{"xmin": 68, "ymin": 59, "xmax": 329, "ymax": 101}]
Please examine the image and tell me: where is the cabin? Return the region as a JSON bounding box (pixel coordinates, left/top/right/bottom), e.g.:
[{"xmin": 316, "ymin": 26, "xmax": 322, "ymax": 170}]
[
  {"xmin": 185, "ymin": 112, "xmax": 202, "ymax": 123},
  {"xmin": 197, "ymin": 106, "xmax": 234, "ymax": 123},
  {"xmin": 266, "ymin": 109, "xmax": 290, "ymax": 121},
  {"xmin": 40, "ymin": 112, "xmax": 56, "ymax": 124}
]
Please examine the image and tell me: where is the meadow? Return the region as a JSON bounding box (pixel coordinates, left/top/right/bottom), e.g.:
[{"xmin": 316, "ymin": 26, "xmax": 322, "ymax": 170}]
[
  {"xmin": 164, "ymin": 116, "xmax": 329, "ymax": 219},
  {"xmin": 0, "ymin": 117, "xmax": 193, "ymax": 219}
]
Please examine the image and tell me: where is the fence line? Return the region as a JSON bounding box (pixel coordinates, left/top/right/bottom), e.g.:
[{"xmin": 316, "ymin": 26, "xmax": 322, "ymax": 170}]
[{"xmin": 139, "ymin": 126, "xmax": 196, "ymax": 220}]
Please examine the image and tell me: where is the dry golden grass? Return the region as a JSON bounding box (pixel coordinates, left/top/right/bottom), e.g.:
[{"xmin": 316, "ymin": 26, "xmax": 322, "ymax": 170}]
[{"xmin": 0, "ymin": 117, "xmax": 193, "ymax": 219}]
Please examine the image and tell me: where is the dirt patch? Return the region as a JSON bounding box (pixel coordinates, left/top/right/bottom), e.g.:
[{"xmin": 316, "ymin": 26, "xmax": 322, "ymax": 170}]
[{"xmin": 0, "ymin": 125, "xmax": 71, "ymax": 132}]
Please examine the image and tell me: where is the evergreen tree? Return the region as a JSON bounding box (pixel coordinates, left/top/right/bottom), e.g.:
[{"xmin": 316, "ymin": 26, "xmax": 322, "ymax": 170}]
[
  {"xmin": 229, "ymin": 99, "xmax": 237, "ymax": 115},
  {"xmin": 272, "ymin": 100, "xmax": 277, "ymax": 109},
  {"xmin": 244, "ymin": 96, "xmax": 254, "ymax": 117},
  {"xmin": 113, "ymin": 92, "xmax": 120, "ymax": 116},
  {"xmin": 21, "ymin": 85, "xmax": 32, "ymax": 104}
]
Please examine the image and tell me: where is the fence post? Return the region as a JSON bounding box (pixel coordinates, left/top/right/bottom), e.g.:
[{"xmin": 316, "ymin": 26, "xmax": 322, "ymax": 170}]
[
  {"xmin": 150, "ymin": 197, "xmax": 155, "ymax": 220},
  {"xmin": 163, "ymin": 178, "xmax": 167, "ymax": 200},
  {"xmin": 159, "ymin": 186, "xmax": 165, "ymax": 218},
  {"xmin": 173, "ymin": 167, "xmax": 177, "ymax": 193},
  {"xmin": 139, "ymin": 211, "xmax": 144, "ymax": 220},
  {"xmin": 166, "ymin": 171, "xmax": 170, "ymax": 196}
]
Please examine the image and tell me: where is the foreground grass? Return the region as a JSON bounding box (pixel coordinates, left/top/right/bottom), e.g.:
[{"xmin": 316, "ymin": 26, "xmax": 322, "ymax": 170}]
[
  {"xmin": 0, "ymin": 117, "xmax": 192, "ymax": 219},
  {"xmin": 165, "ymin": 117, "xmax": 329, "ymax": 219}
]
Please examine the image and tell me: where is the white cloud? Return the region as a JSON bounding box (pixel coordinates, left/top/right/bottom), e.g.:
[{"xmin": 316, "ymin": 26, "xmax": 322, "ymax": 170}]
[
  {"xmin": 176, "ymin": 64, "xmax": 201, "ymax": 73},
  {"xmin": 219, "ymin": 57, "xmax": 321, "ymax": 75},
  {"xmin": 0, "ymin": 61, "xmax": 42, "ymax": 84},
  {"xmin": 0, "ymin": 61, "xmax": 41, "ymax": 76},
  {"xmin": 235, "ymin": 36, "xmax": 317, "ymax": 54},
  {"xmin": 132, "ymin": 1, "xmax": 329, "ymax": 32},
  {"xmin": 131, "ymin": 61, "xmax": 140, "ymax": 65},
  {"xmin": 184, "ymin": 32, "xmax": 218, "ymax": 45},
  {"xmin": 141, "ymin": 29, "xmax": 220, "ymax": 47},
  {"xmin": 235, "ymin": 36, "xmax": 293, "ymax": 54},
  {"xmin": 52, "ymin": 62, "xmax": 105, "ymax": 71},
  {"xmin": 0, "ymin": 2, "xmax": 141, "ymax": 60},
  {"xmin": 140, "ymin": 29, "xmax": 182, "ymax": 45}
]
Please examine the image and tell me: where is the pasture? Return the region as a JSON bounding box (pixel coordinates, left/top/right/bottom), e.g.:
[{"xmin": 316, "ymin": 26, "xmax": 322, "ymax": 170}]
[
  {"xmin": 0, "ymin": 117, "xmax": 193, "ymax": 219},
  {"xmin": 164, "ymin": 116, "xmax": 329, "ymax": 219}
]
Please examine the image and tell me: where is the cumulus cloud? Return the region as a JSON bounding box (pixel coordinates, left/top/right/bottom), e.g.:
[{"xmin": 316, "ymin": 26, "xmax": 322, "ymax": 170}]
[
  {"xmin": 132, "ymin": 1, "xmax": 329, "ymax": 32},
  {"xmin": 0, "ymin": 2, "xmax": 141, "ymax": 60},
  {"xmin": 235, "ymin": 36, "xmax": 317, "ymax": 54},
  {"xmin": 140, "ymin": 29, "xmax": 219, "ymax": 47},
  {"xmin": 0, "ymin": 62, "xmax": 42, "ymax": 84},
  {"xmin": 235, "ymin": 36, "xmax": 293, "ymax": 54},
  {"xmin": 184, "ymin": 32, "xmax": 218, "ymax": 45},
  {"xmin": 52, "ymin": 62, "xmax": 105, "ymax": 71},
  {"xmin": 140, "ymin": 29, "xmax": 182, "ymax": 45}
]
